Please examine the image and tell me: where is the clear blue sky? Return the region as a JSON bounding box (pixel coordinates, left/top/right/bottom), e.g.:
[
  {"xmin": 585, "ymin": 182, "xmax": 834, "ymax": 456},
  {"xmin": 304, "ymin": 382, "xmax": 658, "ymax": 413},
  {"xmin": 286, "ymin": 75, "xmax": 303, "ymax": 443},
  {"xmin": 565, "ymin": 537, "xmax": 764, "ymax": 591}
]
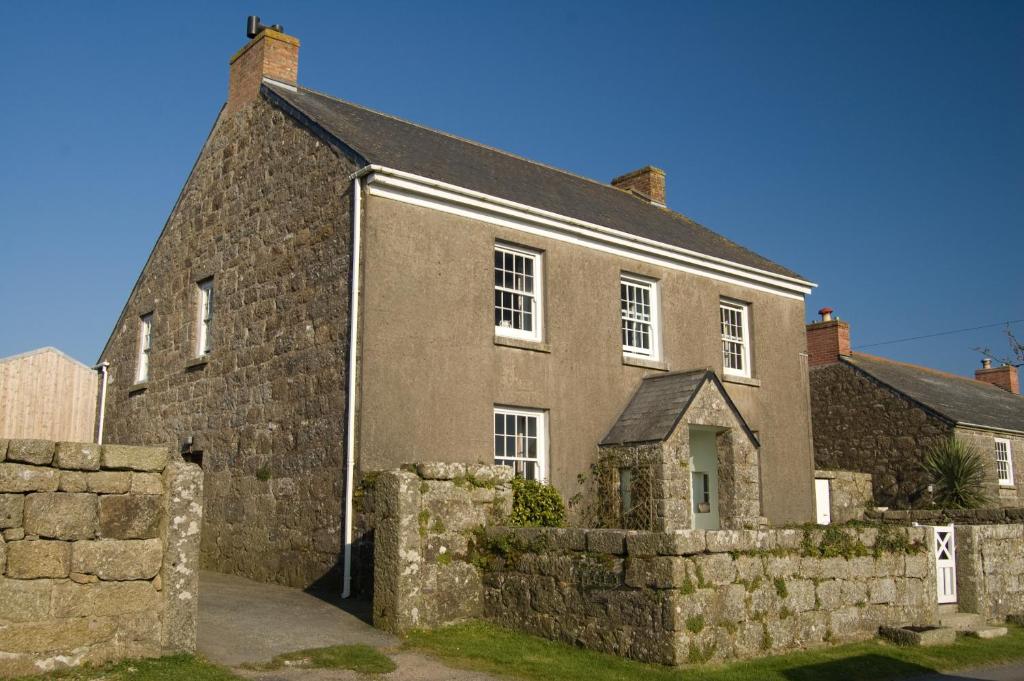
[{"xmin": 1, "ymin": 1, "xmax": 1021, "ymax": 375}]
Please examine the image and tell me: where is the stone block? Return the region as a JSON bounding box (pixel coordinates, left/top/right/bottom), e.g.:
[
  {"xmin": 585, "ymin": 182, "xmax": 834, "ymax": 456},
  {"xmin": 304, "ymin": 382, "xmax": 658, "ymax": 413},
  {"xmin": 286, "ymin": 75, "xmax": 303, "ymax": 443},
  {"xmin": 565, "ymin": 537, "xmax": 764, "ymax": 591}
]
[
  {"xmin": 0, "ymin": 464, "xmax": 59, "ymax": 493},
  {"xmin": 87, "ymin": 471, "xmax": 132, "ymax": 494},
  {"xmin": 53, "ymin": 442, "xmax": 102, "ymax": 471},
  {"xmin": 663, "ymin": 530, "xmax": 707, "ymax": 555},
  {"xmin": 735, "ymin": 555, "xmax": 765, "ymax": 582},
  {"xmin": 4, "ymin": 527, "xmax": 25, "ymax": 541},
  {"xmin": 51, "ymin": 580, "xmax": 160, "ymax": 617},
  {"xmin": 765, "ymin": 555, "xmax": 800, "ymax": 578},
  {"xmin": 869, "ymin": 577, "xmax": 898, "ymax": 604},
  {"xmin": 0, "ymin": 615, "xmax": 118, "ymax": 654},
  {"xmin": 0, "ymin": 493, "xmax": 24, "ymax": 528},
  {"xmin": 880, "ymin": 625, "xmax": 956, "ymax": 647},
  {"xmin": 71, "ymin": 539, "xmax": 163, "ymax": 580},
  {"xmin": 6, "ymin": 540, "xmax": 70, "ymax": 578},
  {"xmin": 787, "ymin": 578, "xmax": 816, "ymax": 612},
  {"xmin": 415, "ymin": 462, "xmax": 466, "ymax": 480},
  {"xmin": 625, "ymin": 556, "xmax": 688, "ymax": 589},
  {"xmin": 101, "ymin": 445, "xmax": 168, "ymax": 472},
  {"xmin": 23, "ymin": 493, "xmax": 98, "ymax": 540},
  {"xmin": 0, "ymin": 577, "xmax": 53, "ymax": 621},
  {"xmin": 691, "ymin": 553, "xmax": 737, "ymax": 585},
  {"xmin": 0, "ymin": 534, "xmax": 4, "ymax": 573},
  {"xmin": 464, "ymin": 463, "xmax": 514, "ymax": 485},
  {"xmin": 0, "ymin": 439, "xmax": 6, "ymax": 461},
  {"xmin": 98, "ymin": 494, "xmax": 162, "ymax": 539},
  {"xmin": 586, "ymin": 529, "xmax": 628, "ymax": 555},
  {"xmin": 6, "ymin": 440, "xmax": 55, "ymax": 466},
  {"xmin": 840, "ymin": 579, "xmax": 867, "ymax": 604},
  {"xmin": 546, "ymin": 528, "xmax": 586, "ymax": 552},
  {"xmin": 774, "ymin": 529, "xmax": 804, "ymax": 551},
  {"xmin": 59, "ymin": 471, "xmax": 88, "ymax": 492},
  {"xmin": 816, "ymin": 579, "xmax": 842, "ymax": 610},
  {"xmin": 705, "ymin": 529, "xmax": 759, "ymax": 552}
]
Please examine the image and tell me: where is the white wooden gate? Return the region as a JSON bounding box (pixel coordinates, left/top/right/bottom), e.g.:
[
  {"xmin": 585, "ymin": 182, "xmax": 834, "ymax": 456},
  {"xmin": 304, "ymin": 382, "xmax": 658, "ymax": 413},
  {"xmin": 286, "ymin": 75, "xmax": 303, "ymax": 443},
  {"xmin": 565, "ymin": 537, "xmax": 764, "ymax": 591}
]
[{"xmin": 933, "ymin": 524, "xmax": 957, "ymax": 604}]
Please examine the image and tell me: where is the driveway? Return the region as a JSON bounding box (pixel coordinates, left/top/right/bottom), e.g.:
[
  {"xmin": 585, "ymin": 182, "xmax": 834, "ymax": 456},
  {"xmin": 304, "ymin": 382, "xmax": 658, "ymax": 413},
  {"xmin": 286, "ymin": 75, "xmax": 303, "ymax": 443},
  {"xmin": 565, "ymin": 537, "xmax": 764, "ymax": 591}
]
[{"xmin": 198, "ymin": 570, "xmax": 499, "ymax": 680}]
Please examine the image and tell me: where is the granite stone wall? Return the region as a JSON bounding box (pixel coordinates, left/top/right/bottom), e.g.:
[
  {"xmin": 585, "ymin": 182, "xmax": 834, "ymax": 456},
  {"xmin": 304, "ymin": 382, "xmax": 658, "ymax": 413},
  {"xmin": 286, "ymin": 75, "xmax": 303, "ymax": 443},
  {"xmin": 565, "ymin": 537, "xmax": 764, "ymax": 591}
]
[
  {"xmin": 99, "ymin": 94, "xmax": 355, "ymax": 589},
  {"xmin": 482, "ymin": 525, "xmax": 935, "ymax": 664},
  {"xmin": 809, "ymin": 363, "xmax": 954, "ymax": 508},
  {"xmin": 954, "ymin": 524, "xmax": 1024, "ymax": 621},
  {"xmin": 372, "ymin": 464, "xmax": 943, "ymax": 665},
  {"xmin": 815, "ymin": 470, "xmax": 873, "ymax": 523},
  {"xmin": 0, "ymin": 439, "xmax": 202, "ymax": 677}
]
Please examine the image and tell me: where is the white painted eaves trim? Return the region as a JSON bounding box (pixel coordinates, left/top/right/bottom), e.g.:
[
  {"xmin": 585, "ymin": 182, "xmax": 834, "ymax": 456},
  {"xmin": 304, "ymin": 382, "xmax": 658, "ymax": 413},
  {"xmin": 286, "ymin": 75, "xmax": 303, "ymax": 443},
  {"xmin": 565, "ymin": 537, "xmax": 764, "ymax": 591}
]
[
  {"xmin": 352, "ymin": 164, "xmax": 816, "ymax": 300},
  {"xmin": 957, "ymin": 422, "xmax": 1024, "ymax": 437}
]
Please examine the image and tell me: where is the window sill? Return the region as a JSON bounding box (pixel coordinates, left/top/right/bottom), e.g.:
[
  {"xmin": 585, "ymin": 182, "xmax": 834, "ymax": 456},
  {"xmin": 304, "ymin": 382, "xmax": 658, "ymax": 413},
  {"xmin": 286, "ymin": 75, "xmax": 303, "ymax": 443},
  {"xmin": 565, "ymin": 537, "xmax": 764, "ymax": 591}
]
[
  {"xmin": 722, "ymin": 374, "xmax": 761, "ymax": 388},
  {"xmin": 128, "ymin": 382, "xmax": 149, "ymax": 395},
  {"xmin": 998, "ymin": 484, "xmax": 1016, "ymax": 490},
  {"xmin": 494, "ymin": 335, "xmax": 550, "ymax": 353},
  {"xmin": 185, "ymin": 356, "xmax": 210, "ymax": 370},
  {"xmin": 622, "ymin": 355, "xmax": 668, "ymax": 371}
]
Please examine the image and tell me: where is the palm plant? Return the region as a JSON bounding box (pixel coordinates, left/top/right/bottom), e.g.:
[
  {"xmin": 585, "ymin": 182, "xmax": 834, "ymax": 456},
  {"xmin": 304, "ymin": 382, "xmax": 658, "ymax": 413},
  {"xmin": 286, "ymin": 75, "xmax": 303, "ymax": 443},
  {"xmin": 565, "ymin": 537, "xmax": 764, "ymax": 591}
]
[{"xmin": 922, "ymin": 437, "xmax": 991, "ymax": 509}]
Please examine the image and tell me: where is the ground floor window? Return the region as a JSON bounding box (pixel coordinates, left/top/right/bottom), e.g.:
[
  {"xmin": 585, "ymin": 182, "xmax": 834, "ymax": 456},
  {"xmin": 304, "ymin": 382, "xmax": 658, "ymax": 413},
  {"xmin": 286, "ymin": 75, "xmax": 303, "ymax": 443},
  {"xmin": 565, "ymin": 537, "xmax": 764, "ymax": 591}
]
[
  {"xmin": 493, "ymin": 407, "xmax": 546, "ymax": 481},
  {"xmin": 995, "ymin": 438, "xmax": 1014, "ymax": 486}
]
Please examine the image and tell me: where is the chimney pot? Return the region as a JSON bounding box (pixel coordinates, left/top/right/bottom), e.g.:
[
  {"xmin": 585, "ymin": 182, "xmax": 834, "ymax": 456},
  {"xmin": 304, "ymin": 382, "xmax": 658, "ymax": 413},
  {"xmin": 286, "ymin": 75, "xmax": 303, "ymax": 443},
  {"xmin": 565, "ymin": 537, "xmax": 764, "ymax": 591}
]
[
  {"xmin": 611, "ymin": 166, "xmax": 666, "ymax": 207},
  {"xmin": 982, "ymin": 358, "xmax": 992, "ymax": 369},
  {"xmin": 226, "ymin": 20, "xmax": 300, "ymax": 116},
  {"xmin": 819, "ymin": 307, "xmax": 834, "ymax": 322}
]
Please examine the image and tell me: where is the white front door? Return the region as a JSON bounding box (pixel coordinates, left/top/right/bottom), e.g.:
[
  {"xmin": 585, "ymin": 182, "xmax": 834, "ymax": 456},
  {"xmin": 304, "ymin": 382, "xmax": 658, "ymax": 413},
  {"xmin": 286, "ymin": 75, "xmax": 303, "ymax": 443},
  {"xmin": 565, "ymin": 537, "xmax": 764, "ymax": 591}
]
[
  {"xmin": 934, "ymin": 524, "xmax": 957, "ymax": 604},
  {"xmin": 814, "ymin": 478, "xmax": 831, "ymax": 525}
]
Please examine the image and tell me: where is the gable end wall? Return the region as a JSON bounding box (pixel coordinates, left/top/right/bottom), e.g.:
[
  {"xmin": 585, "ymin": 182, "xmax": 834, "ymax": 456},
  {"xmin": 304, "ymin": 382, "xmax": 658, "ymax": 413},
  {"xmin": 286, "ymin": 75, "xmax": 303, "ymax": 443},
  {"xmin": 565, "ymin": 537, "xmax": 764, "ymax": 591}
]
[
  {"xmin": 809, "ymin": 363, "xmax": 953, "ymax": 508},
  {"xmin": 99, "ymin": 97, "xmax": 355, "ymax": 589}
]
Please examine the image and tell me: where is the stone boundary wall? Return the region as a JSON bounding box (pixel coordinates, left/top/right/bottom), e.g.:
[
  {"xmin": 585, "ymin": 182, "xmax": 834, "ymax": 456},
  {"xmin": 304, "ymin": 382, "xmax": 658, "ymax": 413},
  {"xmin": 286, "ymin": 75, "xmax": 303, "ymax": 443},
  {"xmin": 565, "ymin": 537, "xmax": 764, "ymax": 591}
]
[
  {"xmin": 0, "ymin": 439, "xmax": 202, "ymax": 676},
  {"xmin": 372, "ymin": 463, "xmax": 513, "ymax": 633},
  {"xmin": 372, "ymin": 464, "xmax": 944, "ymax": 665},
  {"xmin": 957, "ymin": 524, "xmax": 1024, "ymax": 621},
  {"xmin": 815, "ymin": 470, "xmax": 873, "ymax": 524},
  {"xmin": 482, "ymin": 525, "xmax": 936, "ymax": 664},
  {"xmin": 866, "ymin": 507, "xmax": 1024, "ymax": 525}
]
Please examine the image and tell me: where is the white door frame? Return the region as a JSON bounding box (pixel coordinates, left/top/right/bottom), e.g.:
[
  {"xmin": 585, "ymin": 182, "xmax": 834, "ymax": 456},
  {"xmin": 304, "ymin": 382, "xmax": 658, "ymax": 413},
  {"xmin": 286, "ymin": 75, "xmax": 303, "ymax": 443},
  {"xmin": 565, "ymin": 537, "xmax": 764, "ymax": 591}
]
[{"xmin": 933, "ymin": 524, "xmax": 957, "ymax": 604}]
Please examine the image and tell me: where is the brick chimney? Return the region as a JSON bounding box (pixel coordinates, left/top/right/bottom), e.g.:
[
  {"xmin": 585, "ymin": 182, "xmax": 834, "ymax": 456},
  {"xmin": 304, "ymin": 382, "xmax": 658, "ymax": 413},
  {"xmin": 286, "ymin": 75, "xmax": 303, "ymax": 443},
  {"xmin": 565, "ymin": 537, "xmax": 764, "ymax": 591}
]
[
  {"xmin": 975, "ymin": 359, "xmax": 1019, "ymax": 394},
  {"xmin": 806, "ymin": 307, "xmax": 851, "ymax": 367},
  {"xmin": 226, "ymin": 19, "xmax": 300, "ymax": 116},
  {"xmin": 611, "ymin": 166, "xmax": 666, "ymax": 207}
]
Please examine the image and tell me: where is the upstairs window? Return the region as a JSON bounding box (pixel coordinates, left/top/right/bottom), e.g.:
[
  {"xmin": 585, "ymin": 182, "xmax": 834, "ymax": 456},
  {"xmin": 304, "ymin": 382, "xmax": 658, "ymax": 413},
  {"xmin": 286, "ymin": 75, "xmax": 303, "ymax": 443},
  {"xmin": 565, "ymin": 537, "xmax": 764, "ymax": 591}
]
[
  {"xmin": 494, "ymin": 244, "xmax": 542, "ymax": 341},
  {"xmin": 197, "ymin": 278, "xmax": 214, "ymax": 356},
  {"xmin": 621, "ymin": 275, "xmax": 659, "ymax": 358},
  {"xmin": 720, "ymin": 299, "xmax": 751, "ymax": 377},
  {"xmin": 995, "ymin": 438, "xmax": 1014, "ymax": 486},
  {"xmin": 136, "ymin": 313, "xmax": 153, "ymax": 383},
  {"xmin": 493, "ymin": 407, "xmax": 546, "ymax": 481}
]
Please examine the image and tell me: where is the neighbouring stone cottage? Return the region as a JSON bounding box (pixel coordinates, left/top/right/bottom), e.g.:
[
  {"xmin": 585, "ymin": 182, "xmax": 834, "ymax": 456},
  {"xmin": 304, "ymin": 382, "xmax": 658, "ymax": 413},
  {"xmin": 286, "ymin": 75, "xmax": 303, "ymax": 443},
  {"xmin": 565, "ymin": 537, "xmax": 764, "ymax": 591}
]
[
  {"xmin": 807, "ymin": 309, "xmax": 1024, "ymax": 509},
  {"xmin": 98, "ymin": 19, "xmax": 821, "ymax": 595}
]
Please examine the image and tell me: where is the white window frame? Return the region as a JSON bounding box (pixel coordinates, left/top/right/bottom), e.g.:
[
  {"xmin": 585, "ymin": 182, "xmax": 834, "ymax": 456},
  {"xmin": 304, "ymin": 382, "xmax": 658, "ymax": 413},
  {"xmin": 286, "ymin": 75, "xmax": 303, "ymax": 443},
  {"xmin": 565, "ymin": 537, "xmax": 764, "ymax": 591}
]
[
  {"xmin": 493, "ymin": 406, "xmax": 548, "ymax": 482},
  {"xmin": 197, "ymin": 278, "xmax": 214, "ymax": 357},
  {"xmin": 995, "ymin": 438, "xmax": 1014, "ymax": 487},
  {"xmin": 620, "ymin": 274, "xmax": 660, "ymax": 359},
  {"xmin": 720, "ymin": 299, "xmax": 751, "ymax": 378},
  {"xmin": 494, "ymin": 243, "xmax": 543, "ymax": 342},
  {"xmin": 136, "ymin": 313, "xmax": 153, "ymax": 383}
]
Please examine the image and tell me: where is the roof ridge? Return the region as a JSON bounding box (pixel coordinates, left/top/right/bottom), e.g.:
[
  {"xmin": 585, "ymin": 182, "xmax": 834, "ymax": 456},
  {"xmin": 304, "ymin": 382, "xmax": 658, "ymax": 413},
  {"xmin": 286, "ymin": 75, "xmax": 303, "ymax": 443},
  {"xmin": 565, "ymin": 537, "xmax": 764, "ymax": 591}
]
[
  {"xmin": 293, "ymin": 85, "xmax": 702, "ymax": 221},
  {"xmin": 851, "ymin": 352, "xmax": 1023, "ymax": 398}
]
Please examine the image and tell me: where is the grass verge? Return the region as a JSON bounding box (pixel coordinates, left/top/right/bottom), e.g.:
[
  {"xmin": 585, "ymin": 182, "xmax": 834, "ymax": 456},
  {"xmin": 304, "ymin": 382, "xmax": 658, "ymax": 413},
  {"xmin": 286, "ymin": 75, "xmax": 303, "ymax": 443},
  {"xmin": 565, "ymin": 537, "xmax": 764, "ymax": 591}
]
[
  {"xmin": 406, "ymin": 620, "xmax": 1024, "ymax": 681},
  {"xmin": 15, "ymin": 654, "xmax": 239, "ymax": 680},
  {"xmin": 244, "ymin": 644, "xmax": 397, "ymax": 673}
]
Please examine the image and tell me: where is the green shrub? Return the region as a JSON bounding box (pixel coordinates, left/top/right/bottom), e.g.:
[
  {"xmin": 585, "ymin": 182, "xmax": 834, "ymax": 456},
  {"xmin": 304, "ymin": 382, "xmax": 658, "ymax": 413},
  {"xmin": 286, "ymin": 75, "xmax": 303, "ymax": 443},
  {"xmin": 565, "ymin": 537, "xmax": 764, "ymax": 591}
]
[
  {"xmin": 923, "ymin": 438, "xmax": 991, "ymax": 509},
  {"xmin": 508, "ymin": 477, "xmax": 566, "ymax": 527}
]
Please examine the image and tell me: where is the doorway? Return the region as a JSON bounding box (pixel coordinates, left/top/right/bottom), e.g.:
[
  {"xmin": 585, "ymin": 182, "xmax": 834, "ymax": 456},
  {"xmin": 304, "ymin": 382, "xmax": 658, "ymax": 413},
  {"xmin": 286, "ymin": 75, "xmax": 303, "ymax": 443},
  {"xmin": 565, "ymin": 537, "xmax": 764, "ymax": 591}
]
[
  {"xmin": 690, "ymin": 428, "xmax": 720, "ymax": 530},
  {"xmin": 814, "ymin": 478, "xmax": 831, "ymax": 525}
]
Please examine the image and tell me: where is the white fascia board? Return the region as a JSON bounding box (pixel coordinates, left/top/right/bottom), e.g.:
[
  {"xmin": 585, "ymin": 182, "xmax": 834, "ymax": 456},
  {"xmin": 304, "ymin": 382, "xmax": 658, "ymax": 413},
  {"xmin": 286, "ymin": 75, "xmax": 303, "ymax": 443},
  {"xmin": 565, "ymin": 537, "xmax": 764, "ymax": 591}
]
[{"xmin": 360, "ymin": 166, "xmax": 816, "ymax": 300}]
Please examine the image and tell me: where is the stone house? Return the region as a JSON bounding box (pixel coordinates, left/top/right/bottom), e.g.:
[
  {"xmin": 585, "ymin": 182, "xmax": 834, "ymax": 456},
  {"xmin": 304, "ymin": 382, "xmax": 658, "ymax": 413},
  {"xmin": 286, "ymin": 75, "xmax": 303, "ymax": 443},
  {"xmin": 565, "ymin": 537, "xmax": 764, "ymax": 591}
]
[
  {"xmin": 807, "ymin": 309, "xmax": 1024, "ymax": 509},
  {"xmin": 97, "ymin": 21, "xmax": 819, "ymax": 594}
]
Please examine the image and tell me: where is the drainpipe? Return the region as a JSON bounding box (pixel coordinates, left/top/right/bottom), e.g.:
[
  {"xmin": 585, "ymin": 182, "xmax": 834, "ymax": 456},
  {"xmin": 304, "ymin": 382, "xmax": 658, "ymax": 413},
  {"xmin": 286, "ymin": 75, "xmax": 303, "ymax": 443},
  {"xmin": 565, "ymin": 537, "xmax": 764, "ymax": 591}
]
[
  {"xmin": 93, "ymin": 361, "xmax": 110, "ymax": 444},
  {"xmin": 342, "ymin": 171, "xmax": 366, "ymax": 598}
]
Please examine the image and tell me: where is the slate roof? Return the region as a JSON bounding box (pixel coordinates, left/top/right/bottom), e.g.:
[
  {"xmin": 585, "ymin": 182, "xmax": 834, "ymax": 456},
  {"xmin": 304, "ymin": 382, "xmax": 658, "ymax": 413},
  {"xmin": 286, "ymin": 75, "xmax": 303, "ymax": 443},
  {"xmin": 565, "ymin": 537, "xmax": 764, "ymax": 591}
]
[
  {"xmin": 601, "ymin": 369, "xmax": 758, "ymax": 446},
  {"xmin": 264, "ymin": 84, "xmax": 806, "ymax": 281},
  {"xmin": 844, "ymin": 354, "xmax": 1024, "ymax": 434}
]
